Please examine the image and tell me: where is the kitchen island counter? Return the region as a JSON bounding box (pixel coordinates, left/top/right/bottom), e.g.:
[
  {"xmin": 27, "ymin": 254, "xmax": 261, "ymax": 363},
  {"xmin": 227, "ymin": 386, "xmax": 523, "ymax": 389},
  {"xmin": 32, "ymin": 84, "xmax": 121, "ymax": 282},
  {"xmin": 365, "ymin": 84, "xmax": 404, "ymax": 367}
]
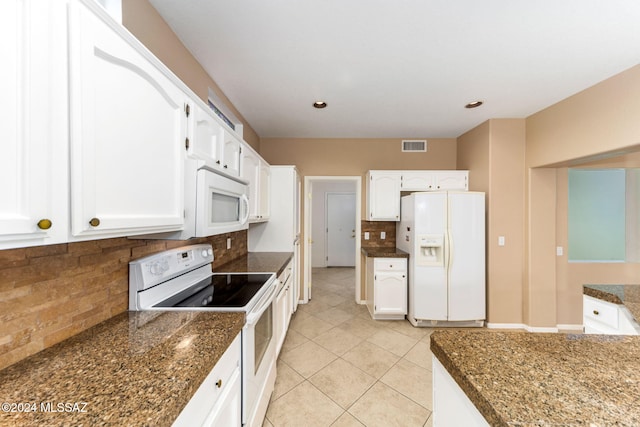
[
  {"xmin": 431, "ymin": 329, "xmax": 640, "ymax": 426},
  {"xmin": 0, "ymin": 310, "xmax": 244, "ymax": 427}
]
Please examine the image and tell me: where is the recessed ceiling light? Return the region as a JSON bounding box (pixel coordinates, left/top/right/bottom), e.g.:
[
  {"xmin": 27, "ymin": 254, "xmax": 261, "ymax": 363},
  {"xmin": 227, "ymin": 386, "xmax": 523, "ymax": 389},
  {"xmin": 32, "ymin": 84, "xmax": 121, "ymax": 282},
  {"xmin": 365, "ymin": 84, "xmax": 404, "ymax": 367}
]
[
  {"xmin": 465, "ymin": 101, "xmax": 483, "ymax": 109},
  {"xmin": 313, "ymin": 101, "xmax": 327, "ymax": 109}
]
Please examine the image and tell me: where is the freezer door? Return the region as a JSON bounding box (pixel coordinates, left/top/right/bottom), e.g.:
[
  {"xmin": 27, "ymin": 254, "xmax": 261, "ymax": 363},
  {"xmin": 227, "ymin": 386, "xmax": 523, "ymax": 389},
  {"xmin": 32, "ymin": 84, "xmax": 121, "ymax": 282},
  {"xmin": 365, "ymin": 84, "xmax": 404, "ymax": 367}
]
[
  {"xmin": 447, "ymin": 192, "xmax": 486, "ymax": 321},
  {"xmin": 412, "ymin": 192, "xmax": 448, "ymax": 321}
]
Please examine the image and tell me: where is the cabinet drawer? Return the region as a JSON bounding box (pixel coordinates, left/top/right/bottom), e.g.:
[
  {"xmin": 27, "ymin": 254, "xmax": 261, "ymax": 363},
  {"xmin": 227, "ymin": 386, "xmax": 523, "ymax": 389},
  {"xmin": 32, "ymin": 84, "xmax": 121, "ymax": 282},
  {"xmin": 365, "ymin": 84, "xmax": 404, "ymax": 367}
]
[
  {"xmin": 583, "ymin": 296, "xmax": 618, "ymax": 330},
  {"xmin": 374, "ymin": 258, "xmax": 407, "ymax": 271},
  {"xmin": 173, "ymin": 333, "xmax": 241, "ymax": 427}
]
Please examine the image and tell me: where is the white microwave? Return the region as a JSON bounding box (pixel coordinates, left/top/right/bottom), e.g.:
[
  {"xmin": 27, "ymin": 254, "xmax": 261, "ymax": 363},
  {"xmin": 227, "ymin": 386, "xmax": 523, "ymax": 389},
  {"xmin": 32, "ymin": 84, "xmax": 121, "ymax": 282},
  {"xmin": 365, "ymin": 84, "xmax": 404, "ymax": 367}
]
[
  {"xmin": 195, "ymin": 166, "xmax": 249, "ymax": 236},
  {"xmin": 140, "ymin": 160, "xmax": 249, "ymax": 240}
]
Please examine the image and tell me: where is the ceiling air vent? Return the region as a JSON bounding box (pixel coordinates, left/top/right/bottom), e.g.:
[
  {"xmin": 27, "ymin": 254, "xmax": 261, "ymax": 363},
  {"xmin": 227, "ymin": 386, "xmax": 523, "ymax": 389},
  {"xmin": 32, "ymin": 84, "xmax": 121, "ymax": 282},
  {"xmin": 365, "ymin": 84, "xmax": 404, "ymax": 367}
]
[{"xmin": 402, "ymin": 140, "xmax": 427, "ymax": 152}]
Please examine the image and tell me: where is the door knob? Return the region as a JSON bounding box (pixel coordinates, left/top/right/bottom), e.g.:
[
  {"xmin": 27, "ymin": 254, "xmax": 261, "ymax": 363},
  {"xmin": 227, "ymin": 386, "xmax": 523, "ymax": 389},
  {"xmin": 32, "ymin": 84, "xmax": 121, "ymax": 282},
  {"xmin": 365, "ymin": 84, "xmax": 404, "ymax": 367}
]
[{"xmin": 89, "ymin": 218, "xmax": 101, "ymax": 227}]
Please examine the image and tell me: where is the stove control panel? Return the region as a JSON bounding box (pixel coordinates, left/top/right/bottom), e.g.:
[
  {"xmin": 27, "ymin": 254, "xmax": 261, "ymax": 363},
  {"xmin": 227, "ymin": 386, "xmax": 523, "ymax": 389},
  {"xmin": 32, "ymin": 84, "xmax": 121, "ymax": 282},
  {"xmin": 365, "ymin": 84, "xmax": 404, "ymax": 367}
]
[{"xmin": 129, "ymin": 244, "xmax": 214, "ymax": 292}]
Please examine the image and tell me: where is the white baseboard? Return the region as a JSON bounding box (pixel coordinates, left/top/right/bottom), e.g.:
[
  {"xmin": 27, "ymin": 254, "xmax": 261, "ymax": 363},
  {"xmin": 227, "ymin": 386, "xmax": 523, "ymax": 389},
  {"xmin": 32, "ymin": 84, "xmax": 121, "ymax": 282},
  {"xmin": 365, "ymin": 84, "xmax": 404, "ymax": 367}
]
[
  {"xmin": 486, "ymin": 323, "xmax": 526, "ymax": 330},
  {"xmin": 556, "ymin": 324, "xmax": 584, "ymax": 332},
  {"xmin": 486, "ymin": 323, "xmax": 560, "ymax": 333}
]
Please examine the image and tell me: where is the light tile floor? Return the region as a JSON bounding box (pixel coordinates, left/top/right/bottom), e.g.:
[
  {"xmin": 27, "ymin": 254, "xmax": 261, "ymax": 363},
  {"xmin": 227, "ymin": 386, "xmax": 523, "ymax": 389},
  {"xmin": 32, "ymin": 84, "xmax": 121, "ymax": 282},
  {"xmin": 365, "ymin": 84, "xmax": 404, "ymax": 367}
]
[{"xmin": 264, "ymin": 267, "xmax": 435, "ymax": 427}]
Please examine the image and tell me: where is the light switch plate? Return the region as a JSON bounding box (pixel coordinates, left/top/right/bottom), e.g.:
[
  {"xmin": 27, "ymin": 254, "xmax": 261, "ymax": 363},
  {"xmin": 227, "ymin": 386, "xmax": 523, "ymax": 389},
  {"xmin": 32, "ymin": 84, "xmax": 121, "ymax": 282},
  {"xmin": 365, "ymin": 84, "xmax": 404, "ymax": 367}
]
[
  {"xmin": 364, "ymin": 232, "xmax": 370, "ymax": 240},
  {"xmin": 556, "ymin": 246, "xmax": 563, "ymax": 256},
  {"xmin": 498, "ymin": 236, "xmax": 505, "ymax": 246},
  {"xmin": 380, "ymin": 231, "xmax": 386, "ymax": 240},
  {"xmin": 227, "ymin": 238, "xmax": 231, "ymax": 250}
]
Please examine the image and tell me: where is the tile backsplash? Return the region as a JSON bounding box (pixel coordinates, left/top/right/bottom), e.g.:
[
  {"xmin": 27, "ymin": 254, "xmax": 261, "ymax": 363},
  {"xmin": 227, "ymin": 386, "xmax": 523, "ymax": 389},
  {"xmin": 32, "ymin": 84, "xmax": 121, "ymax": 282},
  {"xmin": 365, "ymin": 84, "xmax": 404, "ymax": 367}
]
[
  {"xmin": 361, "ymin": 221, "xmax": 397, "ymax": 248},
  {"xmin": 0, "ymin": 231, "xmax": 247, "ymax": 370}
]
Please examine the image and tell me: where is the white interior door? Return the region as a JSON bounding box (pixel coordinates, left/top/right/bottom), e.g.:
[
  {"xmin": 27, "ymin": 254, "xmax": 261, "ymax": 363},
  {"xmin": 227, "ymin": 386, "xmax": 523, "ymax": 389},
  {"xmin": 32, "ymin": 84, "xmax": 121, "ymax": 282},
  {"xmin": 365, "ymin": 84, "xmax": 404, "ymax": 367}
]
[{"xmin": 326, "ymin": 192, "xmax": 356, "ymax": 267}]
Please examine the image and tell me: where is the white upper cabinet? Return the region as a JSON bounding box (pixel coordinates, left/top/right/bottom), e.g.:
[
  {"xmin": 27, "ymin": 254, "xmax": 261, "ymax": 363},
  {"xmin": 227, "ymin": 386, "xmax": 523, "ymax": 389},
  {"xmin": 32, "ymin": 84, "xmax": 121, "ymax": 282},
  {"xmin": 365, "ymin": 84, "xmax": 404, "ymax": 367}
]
[
  {"xmin": 401, "ymin": 171, "xmax": 434, "ymax": 191},
  {"xmin": 240, "ymin": 145, "xmax": 270, "ymax": 222},
  {"xmin": 68, "ymin": 0, "xmax": 187, "ymax": 238},
  {"xmin": 258, "ymin": 161, "xmax": 271, "ymax": 221},
  {"xmin": 366, "ymin": 171, "xmax": 402, "ymax": 221},
  {"xmin": 222, "ymin": 130, "xmax": 242, "ymax": 177},
  {"xmin": 0, "ymin": 0, "xmax": 68, "ymax": 249},
  {"xmin": 190, "ymin": 105, "xmax": 242, "ymax": 178},
  {"xmin": 191, "ymin": 103, "xmax": 223, "ymax": 167},
  {"xmin": 433, "ymin": 170, "xmax": 468, "ymax": 191},
  {"xmin": 367, "ymin": 170, "xmax": 469, "ymax": 221}
]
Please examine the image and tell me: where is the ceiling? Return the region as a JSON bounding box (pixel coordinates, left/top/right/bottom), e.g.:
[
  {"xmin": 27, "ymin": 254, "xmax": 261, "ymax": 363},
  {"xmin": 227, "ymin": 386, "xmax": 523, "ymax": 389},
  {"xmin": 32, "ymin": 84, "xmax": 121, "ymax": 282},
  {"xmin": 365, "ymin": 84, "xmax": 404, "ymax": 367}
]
[{"xmin": 148, "ymin": 0, "xmax": 640, "ymax": 139}]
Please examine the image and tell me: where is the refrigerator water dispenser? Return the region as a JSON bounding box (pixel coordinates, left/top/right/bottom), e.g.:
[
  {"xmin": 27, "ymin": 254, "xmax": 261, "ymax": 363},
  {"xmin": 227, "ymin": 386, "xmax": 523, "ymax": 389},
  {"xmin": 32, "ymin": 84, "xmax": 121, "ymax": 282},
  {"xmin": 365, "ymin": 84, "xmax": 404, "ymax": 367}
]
[{"xmin": 416, "ymin": 234, "xmax": 444, "ymax": 266}]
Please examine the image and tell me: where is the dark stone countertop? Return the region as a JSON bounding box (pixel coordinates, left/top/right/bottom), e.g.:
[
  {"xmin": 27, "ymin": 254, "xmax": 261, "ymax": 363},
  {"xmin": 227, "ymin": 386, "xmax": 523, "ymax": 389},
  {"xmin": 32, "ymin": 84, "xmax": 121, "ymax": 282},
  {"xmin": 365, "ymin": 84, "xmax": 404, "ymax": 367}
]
[
  {"xmin": 217, "ymin": 252, "xmax": 293, "ymax": 276},
  {"xmin": 361, "ymin": 247, "xmax": 409, "ymax": 258},
  {"xmin": 0, "ymin": 311, "xmax": 244, "ymax": 427},
  {"xmin": 431, "ymin": 329, "xmax": 640, "ymax": 427}
]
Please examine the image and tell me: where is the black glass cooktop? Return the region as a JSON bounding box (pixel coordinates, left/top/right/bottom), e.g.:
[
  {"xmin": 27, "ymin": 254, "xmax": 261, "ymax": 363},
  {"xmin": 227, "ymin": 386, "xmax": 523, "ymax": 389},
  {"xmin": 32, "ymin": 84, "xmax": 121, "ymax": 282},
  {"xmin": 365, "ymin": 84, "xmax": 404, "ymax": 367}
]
[{"xmin": 154, "ymin": 273, "xmax": 273, "ymax": 308}]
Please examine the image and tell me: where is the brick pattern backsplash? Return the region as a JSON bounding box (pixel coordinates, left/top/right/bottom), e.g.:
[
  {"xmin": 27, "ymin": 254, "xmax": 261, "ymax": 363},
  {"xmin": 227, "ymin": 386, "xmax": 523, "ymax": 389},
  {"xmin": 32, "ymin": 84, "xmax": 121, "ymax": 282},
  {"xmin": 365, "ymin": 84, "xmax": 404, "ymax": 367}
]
[
  {"xmin": 0, "ymin": 231, "xmax": 247, "ymax": 371},
  {"xmin": 361, "ymin": 221, "xmax": 397, "ymax": 248}
]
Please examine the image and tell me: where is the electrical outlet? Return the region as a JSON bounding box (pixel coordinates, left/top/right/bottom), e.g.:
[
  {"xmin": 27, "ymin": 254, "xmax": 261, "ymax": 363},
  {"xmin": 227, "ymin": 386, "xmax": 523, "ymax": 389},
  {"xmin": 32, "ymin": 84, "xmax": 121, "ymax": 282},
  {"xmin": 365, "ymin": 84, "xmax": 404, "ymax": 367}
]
[
  {"xmin": 380, "ymin": 231, "xmax": 386, "ymax": 240},
  {"xmin": 556, "ymin": 246, "xmax": 563, "ymax": 256},
  {"xmin": 498, "ymin": 236, "xmax": 505, "ymax": 246},
  {"xmin": 364, "ymin": 232, "xmax": 370, "ymax": 240},
  {"xmin": 227, "ymin": 238, "xmax": 231, "ymax": 250}
]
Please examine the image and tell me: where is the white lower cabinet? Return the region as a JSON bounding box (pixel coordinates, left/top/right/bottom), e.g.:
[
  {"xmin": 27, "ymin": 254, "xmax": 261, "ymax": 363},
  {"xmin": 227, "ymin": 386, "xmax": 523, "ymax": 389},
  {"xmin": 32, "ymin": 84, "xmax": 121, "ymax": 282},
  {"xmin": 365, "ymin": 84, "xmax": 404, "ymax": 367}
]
[
  {"xmin": 432, "ymin": 355, "xmax": 489, "ymax": 427},
  {"xmin": 173, "ymin": 333, "xmax": 242, "ymax": 427},
  {"xmin": 366, "ymin": 257, "xmax": 408, "ymax": 320},
  {"xmin": 583, "ymin": 295, "xmax": 639, "ymax": 335}
]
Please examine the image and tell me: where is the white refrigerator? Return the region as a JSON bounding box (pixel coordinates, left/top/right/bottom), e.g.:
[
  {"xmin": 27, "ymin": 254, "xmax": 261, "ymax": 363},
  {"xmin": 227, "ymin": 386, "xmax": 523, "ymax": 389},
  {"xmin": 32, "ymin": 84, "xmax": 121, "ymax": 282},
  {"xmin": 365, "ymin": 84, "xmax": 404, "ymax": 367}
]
[
  {"xmin": 248, "ymin": 166, "xmax": 301, "ymax": 311},
  {"xmin": 396, "ymin": 191, "xmax": 485, "ymax": 327}
]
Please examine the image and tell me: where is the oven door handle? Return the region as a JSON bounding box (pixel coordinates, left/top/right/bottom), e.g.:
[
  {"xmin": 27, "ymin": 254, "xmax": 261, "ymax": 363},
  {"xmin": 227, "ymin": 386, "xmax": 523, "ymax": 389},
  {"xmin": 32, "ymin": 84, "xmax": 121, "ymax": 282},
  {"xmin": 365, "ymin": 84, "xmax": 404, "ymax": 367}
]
[{"xmin": 246, "ymin": 282, "xmax": 276, "ymax": 326}]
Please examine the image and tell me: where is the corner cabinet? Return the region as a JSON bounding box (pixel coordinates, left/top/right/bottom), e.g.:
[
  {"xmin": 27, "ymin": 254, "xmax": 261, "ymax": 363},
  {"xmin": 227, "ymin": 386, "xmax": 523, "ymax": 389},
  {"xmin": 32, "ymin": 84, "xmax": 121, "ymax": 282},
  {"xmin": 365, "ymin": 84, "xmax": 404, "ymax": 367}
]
[
  {"xmin": 365, "ymin": 257, "xmax": 408, "ymax": 320},
  {"xmin": 366, "ymin": 170, "xmax": 469, "ymax": 221},
  {"xmin": 68, "ymin": 0, "xmax": 187, "ymax": 238},
  {"xmin": 173, "ymin": 333, "xmax": 242, "ymax": 427}
]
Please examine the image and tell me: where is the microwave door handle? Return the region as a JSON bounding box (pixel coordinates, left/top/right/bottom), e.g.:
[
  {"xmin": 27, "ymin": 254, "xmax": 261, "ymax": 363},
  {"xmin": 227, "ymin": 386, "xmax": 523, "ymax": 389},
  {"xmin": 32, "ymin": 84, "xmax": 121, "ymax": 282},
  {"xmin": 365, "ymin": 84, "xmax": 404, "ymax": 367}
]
[{"xmin": 240, "ymin": 194, "xmax": 250, "ymax": 224}]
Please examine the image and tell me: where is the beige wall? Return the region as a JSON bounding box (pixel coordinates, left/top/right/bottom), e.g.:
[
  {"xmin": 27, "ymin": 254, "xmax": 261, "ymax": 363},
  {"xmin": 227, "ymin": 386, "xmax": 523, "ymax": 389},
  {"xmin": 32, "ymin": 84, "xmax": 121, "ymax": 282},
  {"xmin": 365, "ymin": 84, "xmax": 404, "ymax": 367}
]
[
  {"xmin": 121, "ymin": 0, "xmax": 260, "ymax": 149},
  {"xmin": 526, "ymin": 64, "xmax": 640, "ymax": 168},
  {"xmin": 521, "ymin": 64, "xmax": 640, "ymax": 329},
  {"xmin": 260, "ymin": 138, "xmax": 457, "ymax": 175},
  {"xmin": 457, "ymin": 120, "xmax": 526, "ymax": 325}
]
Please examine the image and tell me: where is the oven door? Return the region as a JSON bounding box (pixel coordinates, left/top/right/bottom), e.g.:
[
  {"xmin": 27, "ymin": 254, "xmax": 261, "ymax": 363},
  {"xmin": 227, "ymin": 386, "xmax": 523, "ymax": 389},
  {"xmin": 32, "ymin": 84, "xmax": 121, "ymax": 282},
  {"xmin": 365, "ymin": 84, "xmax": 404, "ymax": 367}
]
[
  {"xmin": 195, "ymin": 168, "xmax": 249, "ymax": 237},
  {"xmin": 243, "ymin": 280, "xmax": 277, "ymax": 426}
]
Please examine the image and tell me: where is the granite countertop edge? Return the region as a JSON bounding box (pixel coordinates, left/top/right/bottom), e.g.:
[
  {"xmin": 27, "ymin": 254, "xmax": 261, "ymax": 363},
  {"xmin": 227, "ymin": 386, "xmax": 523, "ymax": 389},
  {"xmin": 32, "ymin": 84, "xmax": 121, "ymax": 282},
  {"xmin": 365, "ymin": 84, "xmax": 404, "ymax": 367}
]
[
  {"xmin": 361, "ymin": 247, "xmax": 409, "ymax": 258},
  {"xmin": 430, "ymin": 337, "xmax": 508, "ymax": 427}
]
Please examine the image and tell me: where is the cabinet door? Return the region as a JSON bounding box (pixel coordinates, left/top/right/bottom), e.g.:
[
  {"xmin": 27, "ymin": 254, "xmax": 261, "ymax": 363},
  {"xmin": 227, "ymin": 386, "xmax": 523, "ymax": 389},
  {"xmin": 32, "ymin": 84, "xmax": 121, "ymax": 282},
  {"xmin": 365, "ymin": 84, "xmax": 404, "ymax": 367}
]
[
  {"xmin": 68, "ymin": 1, "xmax": 186, "ymax": 237},
  {"xmin": 367, "ymin": 172, "xmax": 401, "ymax": 220},
  {"xmin": 192, "ymin": 103, "xmax": 223, "ymax": 167},
  {"xmin": 203, "ymin": 365, "xmax": 242, "ymax": 427},
  {"xmin": 258, "ymin": 161, "xmax": 271, "ymax": 220},
  {"xmin": 0, "ymin": 0, "xmax": 67, "ymax": 248},
  {"xmin": 374, "ymin": 272, "xmax": 407, "ymax": 315},
  {"xmin": 222, "ymin": 130, "xmax": 241, "ymax": 177},
  {"xmin": 241, "ymin": 149, "xmax": 260, "ymax": 220},
  {"xmin": 434, "ymin": 171, "xmax": 468, "ymax": 190},
  {"xmin": 401, "ymin": 171, "xmax": 434, "ymax": 191}
]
